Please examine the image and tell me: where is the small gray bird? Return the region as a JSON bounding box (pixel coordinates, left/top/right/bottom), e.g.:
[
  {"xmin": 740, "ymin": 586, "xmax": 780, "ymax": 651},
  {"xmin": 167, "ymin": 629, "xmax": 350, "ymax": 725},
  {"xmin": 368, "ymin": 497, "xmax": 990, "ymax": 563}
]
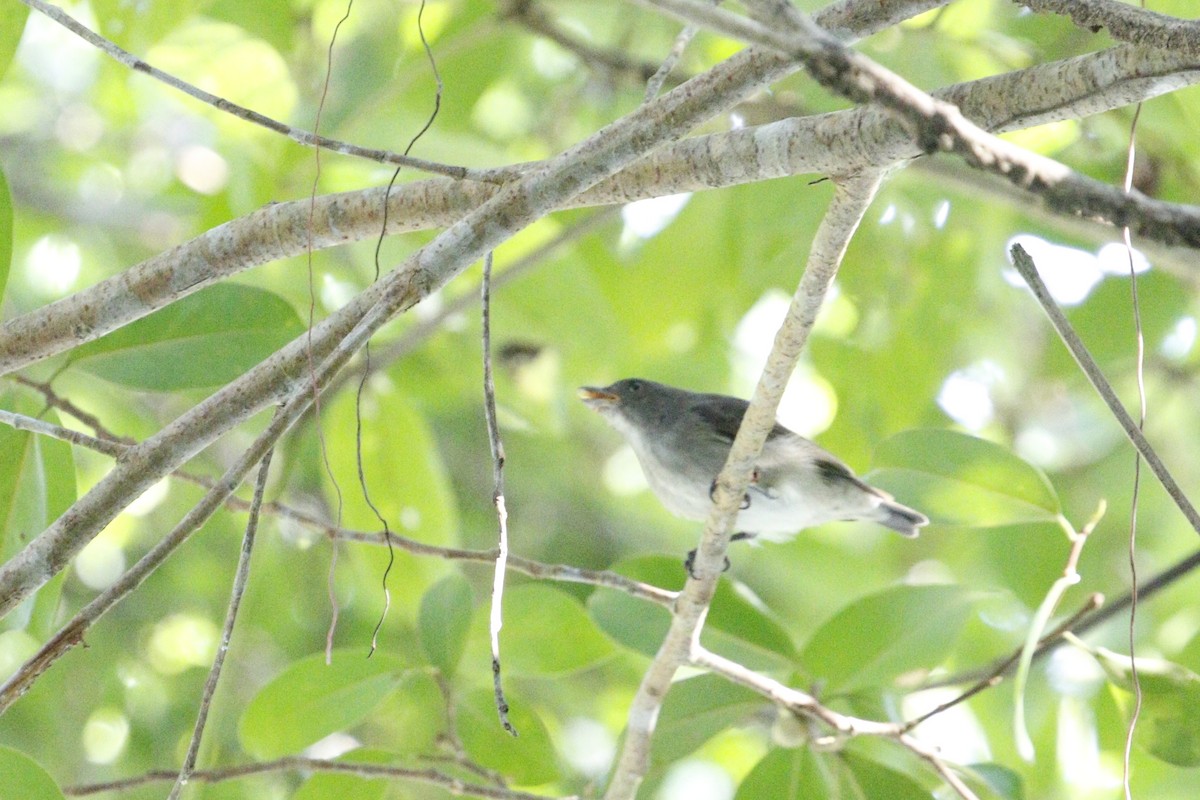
[{"xmin": 580, "ymin": 379, "xmax": 927, "ymax": 550}]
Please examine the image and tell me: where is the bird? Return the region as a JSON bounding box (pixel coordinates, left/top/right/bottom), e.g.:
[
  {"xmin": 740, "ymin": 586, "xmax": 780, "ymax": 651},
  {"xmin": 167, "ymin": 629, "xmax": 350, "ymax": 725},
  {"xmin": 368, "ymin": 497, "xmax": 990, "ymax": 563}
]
[{"xmin": 579, "ymin": 378, "xmax": 926, "ymax": 567}]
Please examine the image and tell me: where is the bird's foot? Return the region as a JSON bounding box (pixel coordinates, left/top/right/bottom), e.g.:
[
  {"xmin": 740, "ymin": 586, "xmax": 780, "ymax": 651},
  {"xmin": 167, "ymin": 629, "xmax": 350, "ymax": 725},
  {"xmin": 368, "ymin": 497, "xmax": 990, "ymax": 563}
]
[
  {"xmin": 684, "ymin": 548, "xmax": 729, "ymax": 578},
  {"xmin": 708, "ymin": 478, "xmax": 752, "ymax": 509},
  {"xmin": 683, "ymin": 533, "xmax": 754, "ymax": 578}
]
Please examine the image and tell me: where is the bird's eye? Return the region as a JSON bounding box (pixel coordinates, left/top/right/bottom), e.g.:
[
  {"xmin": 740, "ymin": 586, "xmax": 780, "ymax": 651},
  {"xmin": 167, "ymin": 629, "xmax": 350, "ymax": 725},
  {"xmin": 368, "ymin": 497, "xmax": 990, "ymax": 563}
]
[{"xmin": 628, "ymin": 380, "xmax": 642, "ymax": 392}]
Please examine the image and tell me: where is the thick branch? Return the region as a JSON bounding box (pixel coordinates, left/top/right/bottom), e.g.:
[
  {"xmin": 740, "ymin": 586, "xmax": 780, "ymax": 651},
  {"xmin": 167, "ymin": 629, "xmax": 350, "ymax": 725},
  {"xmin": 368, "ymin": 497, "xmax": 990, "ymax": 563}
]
[
  {"xmin": 3, "ymin": 38, "xmax": 1198, "ymax": 376},
  {"xmin": 640, "ymin": 0, "xmax": 1200, "ymax": 243},
  {"xmin": 1020, "ymin": 0, "xmax": 1200, "ymax": 56},
  {"xmin": 0, "ymin": 16, "xmax": 811, "ymax": 621}
]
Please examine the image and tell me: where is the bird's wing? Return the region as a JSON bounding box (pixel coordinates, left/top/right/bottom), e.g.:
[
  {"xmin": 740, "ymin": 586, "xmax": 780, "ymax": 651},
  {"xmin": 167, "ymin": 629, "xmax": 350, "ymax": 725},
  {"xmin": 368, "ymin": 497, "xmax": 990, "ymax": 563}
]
[{"xmin": 692, "ymin": 393, "xmax": 793, "ymax": 445}]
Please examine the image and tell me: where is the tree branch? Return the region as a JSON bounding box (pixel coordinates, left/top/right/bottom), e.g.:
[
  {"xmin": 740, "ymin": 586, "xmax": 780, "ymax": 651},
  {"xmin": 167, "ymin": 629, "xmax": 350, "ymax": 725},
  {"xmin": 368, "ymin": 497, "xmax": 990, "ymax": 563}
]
[
  {"xmin": 601, "ymin": 170, "xmax": 884, "ymax": 800},
  {"xmin": 19, "ymin": 0, "xmax": 488, "ymax": 181},
  {"xmin": 63, "ymin": 756, "xmax": 570, "ymax": 800},
  {"xmin": 1019, "ymin": 0, "xmax": 1200, "ymax": 56},
  {"xmin": 1008, "ymin": 244, "xmax": 1200, "ymax": 536},
  {"xmin": 691, "ymin": 646, "xmax": 980, "ymax": 800},
  {"xmin": 4, "ymin": 37, "xmax": 1199, "ymax": 377},
  {"xmin": 638, "ymin": 0, "xmax": 1200, "ymax": 244},
  {"xmin": 0, "ymin": 25, "xmax": 809, "ymax": 621}
]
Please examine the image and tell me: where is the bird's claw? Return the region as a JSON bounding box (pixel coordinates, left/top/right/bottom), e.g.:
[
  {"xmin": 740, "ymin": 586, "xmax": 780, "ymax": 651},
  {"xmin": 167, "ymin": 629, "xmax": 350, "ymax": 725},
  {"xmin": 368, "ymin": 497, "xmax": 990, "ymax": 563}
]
[
  {"xmin": 684, "ymin": 548, "xmax": 731, "ymax": 579},
  {"xmin": 708, "ymin": 478, "xmax": 751, "ymax": 510}
]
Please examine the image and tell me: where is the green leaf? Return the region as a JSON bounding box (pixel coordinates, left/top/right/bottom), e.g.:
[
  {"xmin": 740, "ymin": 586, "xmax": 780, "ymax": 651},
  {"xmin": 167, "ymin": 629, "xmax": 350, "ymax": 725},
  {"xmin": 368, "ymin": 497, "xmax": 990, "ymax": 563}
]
[
  {"xmin": 0, "ymin": 5, "xmax": 28, "ymax": 83},
  {"xmin": 69, "ymin": 283, "xmax": 303, "ymax": 390},
  {"xmin": 239, "ymin": 650, "xmax": 407, "ymax": 759},
  {"xmin": 839, "ymin": 751, "xmax": 932, "ymax": 799},
  {"xmin": 0, "ymin": 392, "xmax": 76, "ymax": 634},
  {"xmin": 967, "ymin": 762, "xmax": 1025, "ymax": 800},
  {"xmin": 419, "ymin": 573, "xmax": 474, "ymax": 676},
  {"xmin": 737, "ymin": 747, "xmax": 828, "ymax": 800},
  {"xmin": 457, "ymin": 689, "xmax": 561, "ymax": 785},
  {"xmin": 467, "ymin": 584, "xmax": 615, "ymax": 676},
  {"xmin": 653, "ymin": 674, "xmax": 762, "ymax": 766},
  {"xmin": 587, "ymin": 556, "xmax": 795, "ymax": 666},
  {"xmin": 869, "ymin": 429, "xmax": 1061, "ymax": 527},
  {"xmin": 800, "ymin": 584, "xmax": 973, "ymax": 694},
  {"xmin": 1093, "ymin": 646, "xmax": 1200, "ymax": 767},
  {"xmin": 293, "ymin": 748, "xmax": 391, "ymax": 800},
  {"xmin": 90, "ymin": 0, "xmax": 208, "ymax": 51},
  {"xmin": 737, "ymin": 748, "xmax": 932, "ymax": 800},
  {"xmin": 0, "ymin": 746, "xmax": 65, "ymax": 800},
  {"xmin": 326, "ymin": 389, "xmax": 458, "ymax": 548},
  {"xmin": 0, "ymin": 165, "xmax": 11, "ymax": 303}
]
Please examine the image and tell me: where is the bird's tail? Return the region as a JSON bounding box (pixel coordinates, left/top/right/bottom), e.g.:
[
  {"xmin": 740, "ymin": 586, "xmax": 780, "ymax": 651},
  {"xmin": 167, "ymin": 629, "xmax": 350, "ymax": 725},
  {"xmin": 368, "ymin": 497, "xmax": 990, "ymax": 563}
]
[{"xmin": 876, "ymin": 500, "xmax": 928, "ymax": 538}]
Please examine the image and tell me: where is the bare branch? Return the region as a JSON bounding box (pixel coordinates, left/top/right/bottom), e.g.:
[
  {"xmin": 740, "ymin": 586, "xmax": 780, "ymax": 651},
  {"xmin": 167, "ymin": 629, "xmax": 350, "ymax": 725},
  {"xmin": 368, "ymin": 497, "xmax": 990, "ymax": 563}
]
[
  {"xmin": 19, "ymin": 0, "xmax": 490, "ymax": 181},
  {"xmin": 1008, "ymin": 244, "xmax": 1200, "ymax": 537},
  {"xmin": 0, "ymin": 0, "xmax": 947, "ymax": 377},
  {"xmin": 1020, "ymin": 0, "xmax": 1200, "ymax": 55},
  {"xmin": 481, "ymin": 251, "xmax": 517, "ymax": 736},
  {"xmin": 63, "ymin": 756, "xmax": 572, "ymax": 800},
  {"xmin": 169, "ymin": 444, "xmax": 276, "ymax": 799},
  {"xmin": 692, "ymin": 646, "xmax": 980, "ymax": 800},
  {"xmin": 0, "ymin": 27, "xmax": 808, "ymax": 620},
  {"xmin": 5, "ymin": 35, "xmax": 1199, "ymax": 377},
  {"xmin": 601, "ymin": 170, "xmax": 884, "ymax": 800},
  {"xmin": 638, "ymin": 0, "xmax": 1200, "ymax": 246}
]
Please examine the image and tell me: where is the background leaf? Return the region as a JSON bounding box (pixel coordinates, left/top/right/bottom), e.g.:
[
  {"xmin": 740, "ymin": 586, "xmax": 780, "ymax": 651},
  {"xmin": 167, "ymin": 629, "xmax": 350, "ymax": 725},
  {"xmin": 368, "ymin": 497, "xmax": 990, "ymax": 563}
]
[
  {"xmin": 457, "ymin": 689, "xmax": 561, "ymax": 785},
  {"xmin": 0, "ymin": 166, "xmax": 11, "ymax": 303},
  {"xmin": 239, "ymin": 651, "xmax": 408, "ymax": 759},
  {"xmin": 464, "ymin": 584, "xmax": 615, "ymax": 676},
  {"xmin": 869, "ymin": 429, "xmax": 1061, "ymax": 527},
  {"xmin": 800, "ymin": 584, "xmax": 974, "ymax": 694},
  {"xmin": 0, "ymin": 746, "xmax": 65, "ymax": 800},
  {"xmin": 419, "ymin": 573, "xmax": 474, "ymax": 676},
  {"xmin": 69, "ymin": 283, "xmax": 304, "ymax": 390}
]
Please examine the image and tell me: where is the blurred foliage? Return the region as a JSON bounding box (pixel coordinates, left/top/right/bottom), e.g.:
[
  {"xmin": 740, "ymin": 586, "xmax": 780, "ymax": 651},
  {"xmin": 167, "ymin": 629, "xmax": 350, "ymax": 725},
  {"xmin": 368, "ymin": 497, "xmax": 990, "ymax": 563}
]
[{"xmin": 2, "ymin": 1, "xmax": 1200, "ymax": 799}]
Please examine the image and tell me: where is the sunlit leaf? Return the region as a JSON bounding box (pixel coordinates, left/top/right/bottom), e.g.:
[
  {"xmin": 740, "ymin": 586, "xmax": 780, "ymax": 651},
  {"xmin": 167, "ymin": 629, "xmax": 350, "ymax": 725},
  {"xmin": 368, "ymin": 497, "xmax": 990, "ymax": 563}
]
[
  {"xmin": 466, "ymin": 584, "xmax": 615, "ymax": 676},
  {"xmin": 419, "ymin": 573, "xmax": 474, "ymax": 676},
  {"xmin": 0, "ymin": 6, "xmax": 28, "ymax": 83},
  {"xmin": 653, "ymin": 674, "xmax": 761, "ymax": 766},
  {"xmin": 457, "ymin": 689, "xmax": 560, "ymax": 785},
  {"xmin": 70, "ymin": 283, "xmax": 304, "ymax": 390},
  {"xmin": 0, "ymin": 746, "xmax": 65, "ymax": 800},
  {"xmin": 736, "ymin": 747, "xmax": 828, "ymax": 800},
  {"xmin": 0, "ymin": 166, "xmax": 11, "ymax": 302},
  {"xmin": 239, "ymin": 651, "xmax": 408, "ymax": 759},
  {"xmin": 800, "ymin": 584, "xmax": 973, "ymax": 694},
  {"xmin": 1093, "ymin": 646, "xmax": 1200, "ymax": 767},
  {"xmin": 869, "ymin": 429, "xmax": 1061, "ymax": 526},
  {"xmin": 967, "ymin": 762, "xmax": 1025, "ymax": 800},
  {"xmin": 736, "ymin": 748, "xmax": 931, "ymax": 800}
]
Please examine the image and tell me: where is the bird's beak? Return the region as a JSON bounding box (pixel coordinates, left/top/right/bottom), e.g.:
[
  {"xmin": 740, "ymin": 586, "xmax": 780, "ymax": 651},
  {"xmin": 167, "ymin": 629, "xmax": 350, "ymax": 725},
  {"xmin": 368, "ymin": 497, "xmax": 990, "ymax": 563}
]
[{"xmin": 578, "ymin": 385, "xmax": 618, "ymax": 409}]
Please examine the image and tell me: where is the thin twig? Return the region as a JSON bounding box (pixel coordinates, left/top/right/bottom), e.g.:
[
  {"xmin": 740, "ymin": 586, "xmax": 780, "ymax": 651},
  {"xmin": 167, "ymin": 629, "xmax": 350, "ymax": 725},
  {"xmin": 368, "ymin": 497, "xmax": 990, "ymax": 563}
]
[
  {"xmin": 481, "ymin": 251, "xmax": 517, "ymax": 736},
  {"xmin": 365, "ymin": 0, "xmax": 446, "ymax": 655},
  {"xmin": 1009, "ymin": 243, "xmax": 1200, "ymax": 535},
  {"xmin": 10, "ymin": 375, "xmax": 130, "ymax": 442},
  {"xmin": 691, "ymin": 646, "xmax": 981, "ymax": 800},
  {"xmin": 926, "ymin": 546, "xmax": 1200, "ymax": 689},
  {"xmin": 63, "ymin": 756, "xmax": 572, "ymax": 799},
  {"xmin": 904, "ymin": 592, "xmax": 1104, "ymax": 731},
  {"xmin": 169, "ymin": 444, "xmax": 276, "ymax": 800},
  {"xmin": 1012, "ymin": 505, "xmax": 1102, "ymax": 759},
  {"xmin": 503, "ymin": 0, "xmax": 667, "ymax": 83},
  {"xmin": 18, "ymin": 0, "xmax": 498, "ymax": 181},
  {"xmin": 0, "ymin": 409, "xmax": 126, "ymax": 458}
]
